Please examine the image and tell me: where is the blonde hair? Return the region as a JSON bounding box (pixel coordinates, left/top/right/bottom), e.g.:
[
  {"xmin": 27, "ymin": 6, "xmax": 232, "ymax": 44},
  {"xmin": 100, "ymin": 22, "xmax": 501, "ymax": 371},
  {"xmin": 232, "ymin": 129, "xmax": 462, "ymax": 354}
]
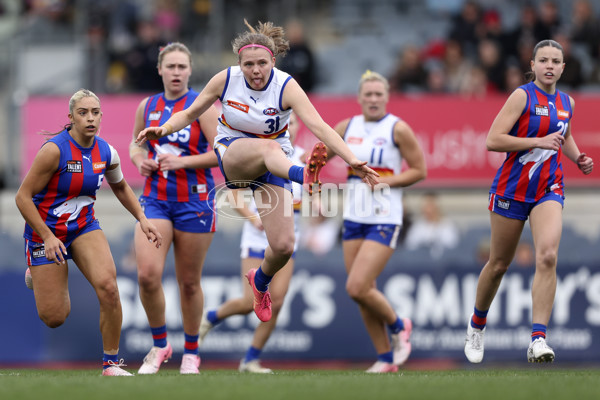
[
  {"xmin": 42, "ymin": 89, "xmax": 100, "ymax": 136},
  {"xmin": 358, "ymin": 70, "xmax": 390, "ymax": 93},
  {"xmin": 232, "ymin": 19, "xmax": 289, "ymax": 59},
  {"xmin": 69, "ymin": 88, "xmax": 100, "ymax": 115},
  {"xmin": 157, "ymin": 42, "xmax": 193, "ymax": 68}
]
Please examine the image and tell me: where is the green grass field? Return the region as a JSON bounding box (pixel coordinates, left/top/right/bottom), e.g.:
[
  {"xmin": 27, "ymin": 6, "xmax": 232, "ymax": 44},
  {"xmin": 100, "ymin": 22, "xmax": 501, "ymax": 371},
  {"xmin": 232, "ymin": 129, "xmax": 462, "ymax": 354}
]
[{"xmin": 2, "ymin": 367, "xmax": 600, "ymax": 400}]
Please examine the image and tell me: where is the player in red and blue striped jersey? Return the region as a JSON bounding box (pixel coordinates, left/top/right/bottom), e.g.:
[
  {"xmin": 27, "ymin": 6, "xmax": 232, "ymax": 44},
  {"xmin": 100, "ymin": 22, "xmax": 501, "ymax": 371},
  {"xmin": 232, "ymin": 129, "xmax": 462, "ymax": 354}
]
[
  {"xmin": 464, "ymin": 40, "xmax": 594, "ymax": 364},
  {"xmin": 128, "ymin": 42, "xmax": 220, "ymax": 375},
  {"xmin": 16, "ymin": 89, "xmax": 162, "ymax": 376}
]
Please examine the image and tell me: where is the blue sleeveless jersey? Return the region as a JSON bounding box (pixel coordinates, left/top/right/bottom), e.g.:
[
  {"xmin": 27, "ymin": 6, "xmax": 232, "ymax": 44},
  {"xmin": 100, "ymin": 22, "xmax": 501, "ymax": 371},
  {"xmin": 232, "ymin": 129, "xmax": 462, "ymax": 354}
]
[
  {"xmin": 490, "ymin": 82, "xmax": 571, "ymax": 202},
  {"xmin": 142, "ymin": 89, "xmax": 215, "ymax": 202},
  {"xmin": 24, "ymin": 130, "xmax": 113, "ymax": 243}
]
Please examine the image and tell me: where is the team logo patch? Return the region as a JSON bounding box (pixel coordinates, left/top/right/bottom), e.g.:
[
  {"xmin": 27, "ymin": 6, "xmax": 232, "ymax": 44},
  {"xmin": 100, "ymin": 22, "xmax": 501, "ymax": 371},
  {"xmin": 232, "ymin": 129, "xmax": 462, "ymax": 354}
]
[
  {"xmin": 66, "ymin": 160, "xmax": 82, "ymax": 173},
  {"xmin": 535, "ymin": 105, "xmax": 549, "ymax": 116},
  {"xmin": 497, "ymin": 198, "xmax": 510, "ymax": 210},
  {"xmin": 347, "ymin": 137, "xmax": 363, "ymax": 145},
  {"xmin": 226, "ymin": 100, "xmax": 250, "ymax": 113},
  {"xmin": 31, "ymin": 244, "xmax": 46, "ymax": 259},
  {"xmin": 557, "ymin": 110, "xmax": 569, "ymax": 119},
  {"xmin": 263, "ymin": 107, "xmax": 279, "ymax": 116},
  {"xmin": 149, "ymin": 110, "xmax": 162, "ymax": 121},
  {"xmin": 93, "ymin": 161, "xmax": 106, "ymax": 173}
]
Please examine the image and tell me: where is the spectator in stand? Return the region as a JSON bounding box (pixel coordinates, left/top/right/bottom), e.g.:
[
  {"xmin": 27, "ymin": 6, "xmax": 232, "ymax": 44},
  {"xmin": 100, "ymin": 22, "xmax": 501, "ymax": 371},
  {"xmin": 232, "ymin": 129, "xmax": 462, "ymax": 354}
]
[
  {"xmin": 448, "ymin": 1, "xmax": 482, "ymax": 59},
  {"xmin": 506, "ymin": 4, "xmax": 541, "ymax": 58},
  {"xmin": 443, "ymin": 40, "xmax": 473, "ymax": 94},
  {"xmin": 404, "ymin": 192, "xmax": 459, "ymax": 259},
  {"xmin": 125, "ymin": 19, "xmax": 164, "ymax": 93},
  {"xmin": 480, "ymin": 9, "xmax": 510, "ymax": 58},
  {"xmin": 154, "ymin": 0, "xmax": 182, "ymax": 43},
  {"xmin": 504, "ymin": 63, "xmax": 525, "ymax": 93},
  {"xmin": 278, "ymin": 18, "xmax": 316, "ymax": 92},
  {"xmin": 477, "ymin": 38, "xmax": 506, "ymax": 92},
  {"xmin": 537, "ymin": 1, "xmax": 562, "ymax": 40},
  {"xmin": 181, "ymin": 0, "xmax": 211, "ymax": 40},
  {"xmin": 516, "ymin": 36, "xmax": 537, "ymax": 75},
  {"xmin": 570, "ymin": 0, "xmax": 600, "ymax": 59},
  {"xmin": 459, "ymin": 64, "xmax": 491, "ymax": 99},
  {"xmin": 552, "ymin": 32, "xmax": 584, "ymax": 90},
  {"xmin": 425, "ymin": 62, "xmax": 447, "ymax": 94},
  {"xmin": 588, "ymin": 47, "xmax": 600, "ymax": 85},
  {"xmin": 389, "ymin": 45, "xmax": 428, "ymax": 93}
]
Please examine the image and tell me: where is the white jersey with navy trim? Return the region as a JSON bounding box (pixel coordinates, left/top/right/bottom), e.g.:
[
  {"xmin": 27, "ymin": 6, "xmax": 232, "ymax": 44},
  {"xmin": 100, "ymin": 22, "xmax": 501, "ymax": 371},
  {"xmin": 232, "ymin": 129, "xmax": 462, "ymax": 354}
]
[
  {"xmin": 343, "ymin": 114, "xmax": 404, "ymax": 225},
  {"xmin": 240, "ymin": 146, "xmax": 304, "ymax": 254},
  {"xmin": 216, "ymin": 66, "xmax": 294, "ymax": 155}
]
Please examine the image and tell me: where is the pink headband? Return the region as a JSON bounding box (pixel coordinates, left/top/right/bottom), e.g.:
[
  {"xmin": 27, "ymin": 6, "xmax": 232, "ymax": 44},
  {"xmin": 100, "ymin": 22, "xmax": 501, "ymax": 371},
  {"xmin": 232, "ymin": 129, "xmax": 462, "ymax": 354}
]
[{"xmin": 238, "ymin": 44, "xmax": 274, "ymax": 57}]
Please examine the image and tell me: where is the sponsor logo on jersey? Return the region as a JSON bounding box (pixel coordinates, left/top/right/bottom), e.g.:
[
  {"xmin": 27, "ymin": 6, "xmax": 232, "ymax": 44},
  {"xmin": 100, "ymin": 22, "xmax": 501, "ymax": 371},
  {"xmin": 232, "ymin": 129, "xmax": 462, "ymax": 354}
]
[
  {"xmin": 149, "ymin": 110, "xmax": 162, "ymax": 121},
  {"xmin": 93, "ymin": 161, "xmax": 106, "ymax": 173},
  {"xmin": 226, "ymin": 100, "xmax": 250, "ymax": 113},
  {"xmin": 191, "ymin": 184, "xmax": 207, "ymax": 194},
  {"xmin": 347, "ymin": 137, "xmax": 363, "ymax": 145},
  {"xmin": 497, "ymin": 198, "xmax": 510, "ymax": 210},
  {"xmin": 263, "ymin": 107, "xmax": 279, "ymax": 116},
  {"xmin": 67, "ymin": 160, "xmax": 83, "ymax": 173},
  {"xmin": 557, "ymin": 109, "xmax": 569, "ymax": 119},
  {"xmin": 32, "ymin": 244, "xmax": 46, "ymax": 259},
  {"xmin": 535, "ymin": 105, "xmax": 549, "ymax": 116},
  {"xmin": 374, "ymin": 137, "xmax": 387, "ymax": 146}
]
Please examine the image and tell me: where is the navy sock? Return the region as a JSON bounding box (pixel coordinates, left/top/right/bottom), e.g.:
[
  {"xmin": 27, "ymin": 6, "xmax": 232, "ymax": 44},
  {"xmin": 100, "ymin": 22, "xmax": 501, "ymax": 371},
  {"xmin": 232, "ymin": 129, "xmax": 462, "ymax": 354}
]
[
  {"xmin": 387, "ymin": 317, "xmax": 405, "ymax": 334},
  {"xmin": 206, "ymin": 310, "xmax": 222, "ymax": 325},
  {"xmin": 470, "ymin": 307, "xmax": 488, "ymax": 330},
  {"xmin": 288, "ymin": 165, "xmax": 304, "ymax": 184},
  {"xmin": 103, "ymin": 353, "xmax": 118, "ymax": 369},
  {"xmin": 244, "ymin": 346, "xmax": 262, "ymax": 363},
  {"xmin": 532, "ymin": 323, "xmax": 547, "ymax": 341},
  {"xmin": 184, "ymin": 333, "xmax": 199, "ymax": 355},
  {"xmin": 377, "ymin": 351, "xmax": 393, "ymax": 363},
  {"xmin": 254, "ymin": 266, "xmax": 273, "ymax": 292},
  {"xmin": 151, "ymin": 325, "xmax": 168, "ymax": 348}
]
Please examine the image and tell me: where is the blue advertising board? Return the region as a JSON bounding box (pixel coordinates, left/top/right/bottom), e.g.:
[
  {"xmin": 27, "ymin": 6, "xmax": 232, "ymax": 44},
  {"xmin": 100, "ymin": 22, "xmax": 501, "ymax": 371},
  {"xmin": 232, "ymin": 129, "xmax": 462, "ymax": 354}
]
[{"xmin": 2, "ymin": 243, "xmax": 598, "ymax": 365}]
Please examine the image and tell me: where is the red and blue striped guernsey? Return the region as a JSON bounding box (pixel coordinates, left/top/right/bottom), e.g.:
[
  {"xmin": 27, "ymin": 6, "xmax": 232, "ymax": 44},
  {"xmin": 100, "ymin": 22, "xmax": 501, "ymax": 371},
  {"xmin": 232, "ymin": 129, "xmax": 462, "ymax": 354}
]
[
  {"xmin": 142, "ymin": 89, "xmax": 214, "ymax": 202},
  {"xmin": 490, "ymin": 82, "xmax": 572, "ymax": 202},
  {"xmin": 24, "ymin": 130, "xmax": 112, "ymax": 244}
]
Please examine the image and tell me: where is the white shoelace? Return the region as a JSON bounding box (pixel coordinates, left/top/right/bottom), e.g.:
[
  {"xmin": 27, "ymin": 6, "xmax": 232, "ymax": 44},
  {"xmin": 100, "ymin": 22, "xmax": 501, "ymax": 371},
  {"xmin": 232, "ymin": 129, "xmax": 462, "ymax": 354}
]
[
  {"xmin": 469, "ymin": 331, "xmax": 483, "ymax": 350},
  {"xmin": 106, "ymin": 359, "xmax": 127, "ymax": 368}
]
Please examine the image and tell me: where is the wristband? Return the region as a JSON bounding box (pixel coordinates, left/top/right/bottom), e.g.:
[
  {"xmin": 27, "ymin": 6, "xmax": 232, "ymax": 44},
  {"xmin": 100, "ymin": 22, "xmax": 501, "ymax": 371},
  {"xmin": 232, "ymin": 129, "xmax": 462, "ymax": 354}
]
[{"xmin": 162, "ymin": 123, "xmax": 174, "ymax": 135}]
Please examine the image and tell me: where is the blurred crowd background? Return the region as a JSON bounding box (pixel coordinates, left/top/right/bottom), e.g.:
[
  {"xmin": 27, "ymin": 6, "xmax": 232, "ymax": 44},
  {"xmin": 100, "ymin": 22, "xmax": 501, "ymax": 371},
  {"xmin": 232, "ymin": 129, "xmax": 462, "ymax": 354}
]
[
  {"xmin": 1, "ymin": 0, "xmax": 600, "ymax": 183},
  {"xmin": 0, "ymin": 0, "xmax": 599, "ymax": 274}
]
